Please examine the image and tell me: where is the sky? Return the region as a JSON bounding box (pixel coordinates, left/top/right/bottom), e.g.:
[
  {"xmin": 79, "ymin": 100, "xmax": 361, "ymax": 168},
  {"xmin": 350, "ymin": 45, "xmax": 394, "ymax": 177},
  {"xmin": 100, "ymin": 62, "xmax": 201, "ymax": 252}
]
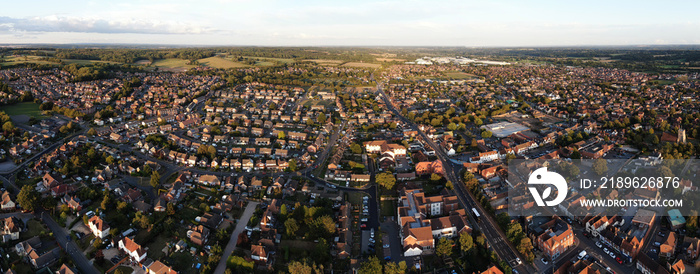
[{"xmin": 2, "ymin": 0, "xmax": 699, "ymax": 46}]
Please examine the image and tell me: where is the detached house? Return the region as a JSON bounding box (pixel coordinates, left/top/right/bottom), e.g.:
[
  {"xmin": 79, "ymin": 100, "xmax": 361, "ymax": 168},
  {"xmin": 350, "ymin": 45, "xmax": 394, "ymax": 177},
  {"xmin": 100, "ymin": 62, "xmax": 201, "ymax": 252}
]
[
  {"xmin": 1, "ymin": 191, "xmax": 15, "ymax": 210},
  {"xmin": 119, "ymin": 237, "xmax": 147, "ymax": 263},
  {"xmin": 88, "ymin": 216, "xmax": 110, "ymax": 239}
]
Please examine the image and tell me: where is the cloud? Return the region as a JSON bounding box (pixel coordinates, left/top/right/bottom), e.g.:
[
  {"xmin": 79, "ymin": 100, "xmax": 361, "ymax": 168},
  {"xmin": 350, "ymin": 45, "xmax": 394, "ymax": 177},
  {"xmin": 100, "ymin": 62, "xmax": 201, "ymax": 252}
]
[{"xmin": 0, "ymin": 15, "xmax": 213, "ymax": 34}]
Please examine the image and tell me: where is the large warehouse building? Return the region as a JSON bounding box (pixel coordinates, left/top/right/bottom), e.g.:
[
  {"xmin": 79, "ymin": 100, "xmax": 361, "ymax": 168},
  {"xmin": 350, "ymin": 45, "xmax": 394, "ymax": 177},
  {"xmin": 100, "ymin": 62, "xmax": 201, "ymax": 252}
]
[{"xmin": 481, "ymin": 122, "xmax": 529, "ymax": 138}]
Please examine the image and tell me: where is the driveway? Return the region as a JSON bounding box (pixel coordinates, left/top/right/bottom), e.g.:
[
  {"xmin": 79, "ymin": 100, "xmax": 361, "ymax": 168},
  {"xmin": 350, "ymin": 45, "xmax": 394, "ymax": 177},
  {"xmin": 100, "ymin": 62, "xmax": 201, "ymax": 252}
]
[{"xmin": 213, "ymin": 201, "xmax": 258, "ymax": 274}]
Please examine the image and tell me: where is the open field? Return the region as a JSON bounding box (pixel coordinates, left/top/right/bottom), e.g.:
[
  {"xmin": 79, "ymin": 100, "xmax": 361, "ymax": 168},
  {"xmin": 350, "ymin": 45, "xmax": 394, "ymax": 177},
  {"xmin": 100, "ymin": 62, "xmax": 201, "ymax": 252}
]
[
  {"xmin": 1, "ymin": 102, "xmax": 46, "ymax": 119},
  {"xmin": 1, "ymin": 55, "xmax": 57, "ymax": 66},
  {"xmin": 134, "ymin": 60, "xmax": 152, "ymax": 65},
  {"xmin": 341, "ymin": 62, "xmax": 382, "ymax": 68},
  {"xmin": 151, "ymin": 58, "xmax": 196, "ymax": 71},
  {"xmin": 242, "ymin": 56, "xmax": 295, "ymax": 65},
  {"xmin": 303, "ymin": 59, "xmax": 345, "ymax": 66},
  {"xmin": 198, "ymin": 56, "xmax": 248, "ymax": 69}
]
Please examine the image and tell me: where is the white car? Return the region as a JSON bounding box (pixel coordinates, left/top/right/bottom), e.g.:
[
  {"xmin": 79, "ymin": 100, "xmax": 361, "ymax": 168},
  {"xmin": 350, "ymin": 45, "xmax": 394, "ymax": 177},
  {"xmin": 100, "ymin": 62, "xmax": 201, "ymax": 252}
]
[
  {"xmin": 383, "ymin": 244, "xmax": 390, "ymax": 248},
  {"xmin": 596, "ymin": 241, "xmax": 602, "ymax": 248},
  {"xmin": 515, "ymin": 258, "xmax": 522, "ymax": 265}
]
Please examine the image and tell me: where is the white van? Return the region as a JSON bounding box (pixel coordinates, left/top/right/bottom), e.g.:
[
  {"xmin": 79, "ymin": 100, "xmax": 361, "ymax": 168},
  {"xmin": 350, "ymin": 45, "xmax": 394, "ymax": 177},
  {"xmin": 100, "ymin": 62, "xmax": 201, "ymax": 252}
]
[{"xmin": 577, "ymin": 250, "xmax": 587, "ymax": 260}]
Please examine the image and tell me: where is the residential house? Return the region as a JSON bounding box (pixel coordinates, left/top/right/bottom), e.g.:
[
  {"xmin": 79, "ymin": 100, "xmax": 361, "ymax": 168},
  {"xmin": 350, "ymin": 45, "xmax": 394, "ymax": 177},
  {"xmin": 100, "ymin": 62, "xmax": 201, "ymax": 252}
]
[
  {"xmin": 118, "ymin": 237, "xmax": 147, "ymax": 262},
  {"xmin": 88, "ymin": 216, "xmax": 110, "ymax": 239}
]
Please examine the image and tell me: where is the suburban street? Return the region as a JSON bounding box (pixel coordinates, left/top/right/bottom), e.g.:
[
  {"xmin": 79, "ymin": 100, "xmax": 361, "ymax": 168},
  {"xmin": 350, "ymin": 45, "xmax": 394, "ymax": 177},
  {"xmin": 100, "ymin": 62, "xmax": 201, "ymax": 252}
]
[
  {"xmin": 40, "ymin": 212, "xmax": 100, "ymax": 274},
  {"xmin": 374, "ymin": 80, "xmax": 534, "ymax": 274},
  {"xmin": 214, "ymin": 201, "xmax": 259, "ymax": 274}
]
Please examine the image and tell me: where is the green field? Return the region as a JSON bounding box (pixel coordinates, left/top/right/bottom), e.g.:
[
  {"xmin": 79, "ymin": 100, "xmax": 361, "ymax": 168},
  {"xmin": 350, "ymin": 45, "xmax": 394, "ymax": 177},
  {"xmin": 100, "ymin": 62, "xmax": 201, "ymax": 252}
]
[
  {"xmin": 151, "ymin": 58, "xmax": 196, "ymax": 71},
  {"xmin": 444, "ymin": 71, "xmax": 478, "ymax": 79},
  {"xmin": 1, "ymin": 55, "xmax": 57, "ymax": 66},
  {"xmin": 1, "ymin": 102, "xmax": 46, "ymax": 119},
  {"xmin": 242, "ymin": 56, "xmax": 295, "ymax": 65},
  {"xmin": 198, "ymin": 56, "xmax": 249, "ymax": 69}
]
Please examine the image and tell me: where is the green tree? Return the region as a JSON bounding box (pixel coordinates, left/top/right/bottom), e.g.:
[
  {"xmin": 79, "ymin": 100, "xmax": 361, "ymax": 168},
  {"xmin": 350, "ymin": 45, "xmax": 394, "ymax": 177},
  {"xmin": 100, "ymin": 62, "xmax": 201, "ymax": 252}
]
[
  {"xmin": 447, "ymin": 122, "xmax": 458, "ymax": 131},
  {"xmin": 105, "ymin": 155, "xmax": 115, "ymax": 165},
  {"xmin": 375, "ymin": 172, "xmax": 396, "ymax": 190},
  {"xmin": 17, "ymin": 185, "xmax": 39, "ymax": 212},
  {"xmin": 101, "ymin": 195, "xmax": 111, "ymax": 210},
  {"xmin": 278, "ymin": 131, "xmax": 286, "ymax": 139},
  {"xmin": 430, "ymin": 173, "xmax": 442, "ymax": 182},
  {"xmin": 133, "ymin": 211, "xmax": 151, "ymax": 229},
  {"xmin": 285, "ymin": 218, "xmax": 299, "ymax": 237},
  {"xmin": 150, "ymin": 170, "xmax": 161, "ymax": 188},
  {"xmin": 481, "ymin": 130, "xmax": 493, "ymax": 138},
  {"xmin": 87, "ymin": 127, "xmax": 97, "ymax": 136},
  {"xmin": 288, "ymin": 159, "xmax": 298, "ymax": 172},
  {"xmin": 350, "ymin": 143, "xmax": 363, "ymax": 154},
  {"xmin": 384, "ymin": 261, "xmax": 408, "ymax": 274},
  {"xmin": 592, "ymin": 158, "xmax": 608, "ymax": 176},
  {"xmin": 317, "ymin": 112, "xmax": 327, "ymax": 124},
  {"xmin": 570, "ymin": 149, "xmax": 581, "ymax": 159},
  {"xmin": 436, "ymin": 237, "xmax": 453, "ymax": 257},
  {"xmin": 288, "ymin": 260, "xmax": 322, "ymax": 274},
  {"xmin": 459, "ymin": 231, "xmax": 474, "ymax": 254},
  {"xmin": 2, "ymin": 121, "xmax": 15, "ymax": 133},
  {"xmin": 358, "ymin": 257, "xmax": 382, "ymax": 274}
]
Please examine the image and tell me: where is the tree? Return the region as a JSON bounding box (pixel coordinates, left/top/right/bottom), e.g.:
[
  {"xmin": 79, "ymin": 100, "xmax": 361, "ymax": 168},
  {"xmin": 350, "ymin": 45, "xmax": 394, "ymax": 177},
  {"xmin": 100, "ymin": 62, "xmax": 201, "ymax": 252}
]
[
  {"xmin": 166, "ymin": 203, "xmax": 175, "ymax": 215},
  {"xmin": 284, "ymin": 218, "xmax": 299, "ymax": 237},
  {"xmin": 105, "ymin": 155, "xmax": 115, "ymax": 165},
  {"xmin": 2, "ymin": 121, "xmax": 15, "ymax": 133},
  {"xmin": 350, "ymin": 143, "xmax": 363, "ymax": 154},
  {"xmin": 116, "ymin": 201, "xmax": 128, "ymax": 212},
  {"xmin": 430, "ymin": 173, "xmax": 442, "ymax": 182},
  {"xmin": 447, "ymin": 122, "xmax": 458, "ymax": 131},
  {"xmin": 436, "ymin": 237, "xmax": 453, "ymax": 257},
  {"xmin": 87, "ymin": 127, "xmax": 97, "ymax": 136},
  {"xmin": 459, "ymin": 231, "xmax": 474, "ymax": 254},
  {"xmin": 317, "ymin": 112, "xmax": 327, "ymax": 124},
  {"xmin": 311, "ymin": 215, "xmax": 335, "ymax": 238},
  {"xmin": 278, "ymin": 131, "xmax": 286, "ymax": 139},
  {"xmin": 481, "ymin": 130, "xmax": 493, "ymax": 138},
  {"xmin": 384, "ymin": 261, "xmax": 408, "ymax": 274},
  {"xmin": 375, "ymin": 172, "xmax": 396, "ymax": 190},
  {"xmin": 17, "ymin": 185, "xmax": 39, "ymax": 212},
  {"xmin": 150, "ymin": 170, "xmax": 161, "ymax": 188},
  {"xmin": 570, "ymin": 149, "xmax": 581, "ymax": 159},
  {"xmin": 288, "ymin": 260, "xmax": 322, "ymax": 274},
  {"xmin": 101, "ymin": 195, "xmax": 111, "ymax": 210},
  {"xmin": 133, "ymin": 211, "xmax": 151, "ymax": 229},
  {"xmin": 288, "ymin": 159, "xmax": 298, "ymax": 172},
  {"xmin": 358, "ymin": 257, "xmax": 382, "ymax": 274},
  {"xmin": 592, "ymin": 158, "xmax": 608, "ymax": 176}
]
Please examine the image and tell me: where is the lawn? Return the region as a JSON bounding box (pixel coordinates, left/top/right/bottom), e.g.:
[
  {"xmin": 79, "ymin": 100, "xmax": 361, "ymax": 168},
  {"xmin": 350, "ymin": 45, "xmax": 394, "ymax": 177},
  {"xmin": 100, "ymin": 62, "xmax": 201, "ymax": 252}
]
[
  {"xmin": 22, "ymin": 219, "xmax": 48, "ymax": 239},
  {"xmin": 380, "ymin": 200, "xmax": 396, "ymax": 217},
  {"xmin": 303, "ymin": 59, "xmax": 343, "ymax": 65},
  {"xmin": 180, "ymin": 207, "xmax": 201, "ymax": 223},
  {"xmin": 115, "ymin": 266, "xmax": 134, "ymax": 274},
  {"xmin": 1, "ymin": 55, "xmax": 57, "ymax": 66},
  {"xmin": 167, "ymin": 251, "xmax": 196, "ymax": 273},
  {"xmin": 146, "ymin": 235, "xmax": 169, "ymax": 259},
  {"xmin": 151, "ymin": 58, "xmax": 196, "ymax": 71},
  {"xmin": 197, "ymin": 57, "xmax": 248, "ymax": 69},
  {"xmin": 1, "ymin": 102, "xmax": 46, "ymax": 119}
]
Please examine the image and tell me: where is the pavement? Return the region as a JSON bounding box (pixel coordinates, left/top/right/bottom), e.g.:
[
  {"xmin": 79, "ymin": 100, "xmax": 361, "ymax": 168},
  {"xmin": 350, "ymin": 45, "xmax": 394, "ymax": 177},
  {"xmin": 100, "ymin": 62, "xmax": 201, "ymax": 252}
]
[{"xmin": 213, "ymin": 201, "xmax": 259, "ymax": 274}]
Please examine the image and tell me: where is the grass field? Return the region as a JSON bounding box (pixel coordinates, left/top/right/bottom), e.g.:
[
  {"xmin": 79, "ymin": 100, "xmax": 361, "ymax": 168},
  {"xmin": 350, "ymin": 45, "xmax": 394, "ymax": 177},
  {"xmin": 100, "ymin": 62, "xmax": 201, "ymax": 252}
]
[
  {"xmin": 151, "ymin": 58, "xmax": 196, "ymax": 71},
  {"xmin": 376, "ymin": 58, "xmax": 406, "ymax": 62},
  {"xmin": 1, "ymin": 55, "xmax": 57, "ymax": 66},
  {"xmin": 114, "ymin": 266, "xmax": 134, "ymax": 274},
  {"xmin": 380, "ymin": 200, "xmax": 396, "ymax": 217},
  {"xmin": 198, "ymin": 56, "xmax": 248, "ymax": 69},
  {"xmin": 243, "ymin": 56, "xmax": 295, "ymax": 65},
  {"xmin": 341, "ymin": 62, "xmax": 382, "ymax": 68},
  {"xmin": 1, "ymin": 102, "xmax": 46, "ymax": 119},
  {"xmin": 303, "ymin": 59, "xmax": 344, "ymax": 65}
]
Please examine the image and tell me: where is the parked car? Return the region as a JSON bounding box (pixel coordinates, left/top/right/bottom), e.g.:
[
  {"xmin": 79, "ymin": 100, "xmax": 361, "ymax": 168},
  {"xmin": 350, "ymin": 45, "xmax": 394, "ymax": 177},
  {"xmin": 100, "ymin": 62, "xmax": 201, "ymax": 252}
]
[
  {"xmin": 595, "ymin": 241, "xmax": 602, "ymax": 248},
  {"xmin": 616, "ymin": 257, "xmax": 623, "ymax": 264},
  {"xmin": 541, "ymin": 258, "xmax": 548, "ymax": 265}
]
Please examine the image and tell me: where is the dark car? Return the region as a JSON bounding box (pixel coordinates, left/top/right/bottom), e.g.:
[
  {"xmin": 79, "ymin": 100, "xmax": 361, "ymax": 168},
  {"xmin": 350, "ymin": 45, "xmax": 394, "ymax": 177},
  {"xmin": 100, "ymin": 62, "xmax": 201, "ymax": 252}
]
[{"xmin": 111, "ymin": 257, "xmax": 120, "ymax": 264}]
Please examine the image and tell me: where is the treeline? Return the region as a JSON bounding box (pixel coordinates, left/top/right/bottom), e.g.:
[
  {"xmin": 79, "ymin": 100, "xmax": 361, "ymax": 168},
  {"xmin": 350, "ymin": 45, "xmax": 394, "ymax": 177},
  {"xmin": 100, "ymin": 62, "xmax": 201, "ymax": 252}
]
[{"xmin": 55, "ymin": 48, "xmax": 216, "ymax": 63}]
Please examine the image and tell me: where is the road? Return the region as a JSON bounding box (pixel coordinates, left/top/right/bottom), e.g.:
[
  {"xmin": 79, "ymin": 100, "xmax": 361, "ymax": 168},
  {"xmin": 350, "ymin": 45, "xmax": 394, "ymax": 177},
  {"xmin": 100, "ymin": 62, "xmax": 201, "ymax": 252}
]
[
  {"xmin": 213, "ymin": 201, "xmax": 259, "ymax": 274},
  {"xmin": 40, "ymin": 212, "xmax": 100, "ymax": 274},
  {"xmin": 374, "ymin": 80, "xmax": 533, "ymax": 273}
]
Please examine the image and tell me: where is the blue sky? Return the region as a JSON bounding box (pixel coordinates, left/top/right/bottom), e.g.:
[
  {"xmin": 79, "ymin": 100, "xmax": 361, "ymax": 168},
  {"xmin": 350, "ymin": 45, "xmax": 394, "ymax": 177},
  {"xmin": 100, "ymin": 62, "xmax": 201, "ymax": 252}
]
[{"xmin": 2, "ymin": 0, "xmax": 699, "ymax": 46}]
